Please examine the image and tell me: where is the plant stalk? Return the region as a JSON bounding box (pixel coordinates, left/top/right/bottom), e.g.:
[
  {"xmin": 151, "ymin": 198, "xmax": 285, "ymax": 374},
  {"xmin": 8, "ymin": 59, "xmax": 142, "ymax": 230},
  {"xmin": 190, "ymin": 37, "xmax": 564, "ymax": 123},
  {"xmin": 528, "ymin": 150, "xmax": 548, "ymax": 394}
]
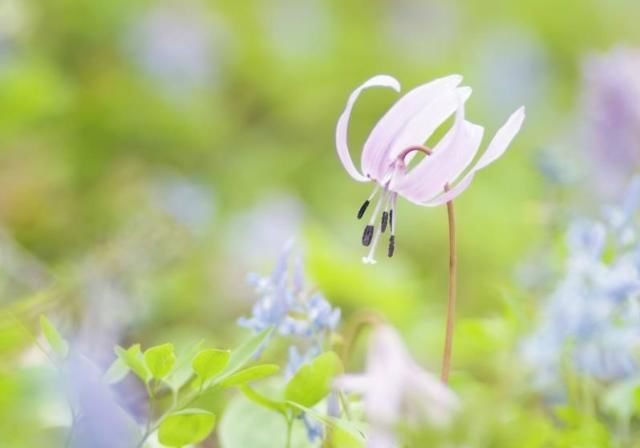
[{"xmin": 440, "ymin": 186, "xmax": 457, "ymax": 384}]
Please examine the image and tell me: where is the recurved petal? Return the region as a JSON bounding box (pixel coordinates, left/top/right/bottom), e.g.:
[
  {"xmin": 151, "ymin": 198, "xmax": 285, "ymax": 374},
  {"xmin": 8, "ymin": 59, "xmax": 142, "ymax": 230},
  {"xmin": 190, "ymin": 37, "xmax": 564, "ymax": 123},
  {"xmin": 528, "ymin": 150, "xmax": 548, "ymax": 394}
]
[
  {"xmin": 393, "ymin": 91, "xmax": 484, "ymax": 202},
  {"xmin": 418, "ymin": 106, "xmax": 526, "ymax": 207},
  {"xmin": 361, "ymin": 75, "xmax": 463, "ymax": 181},
  {"xmin": 383, "ymin": 86, "xmax": 473, "ymax": 172},
  {"xmin": 474, "ymin": 106, "xmax": 526, "ymax": 171},
  {"xmin": 336, "ymin": 75, "xmax": 401, "ymax": 182}
]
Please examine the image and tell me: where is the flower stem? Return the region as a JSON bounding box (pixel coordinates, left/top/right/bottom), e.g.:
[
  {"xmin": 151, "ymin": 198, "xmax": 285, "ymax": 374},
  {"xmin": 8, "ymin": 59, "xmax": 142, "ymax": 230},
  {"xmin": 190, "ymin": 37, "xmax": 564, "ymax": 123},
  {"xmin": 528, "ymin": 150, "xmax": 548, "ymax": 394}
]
[
  {"xmin": 339, "ymin": 310, "xmax": 385, "ymax": 368},
  {"xmin": 285, "ymin": 415, "xmax": 293, "ymax": 448},
  {"xmin": 440, "ymin": 186, "xmax": 457, "ymax": 384}
]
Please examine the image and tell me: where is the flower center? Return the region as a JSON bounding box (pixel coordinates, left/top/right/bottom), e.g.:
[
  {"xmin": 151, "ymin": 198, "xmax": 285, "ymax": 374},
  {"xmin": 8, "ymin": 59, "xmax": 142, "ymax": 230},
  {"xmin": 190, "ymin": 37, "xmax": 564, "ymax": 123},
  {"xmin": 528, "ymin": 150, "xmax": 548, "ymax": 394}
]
[{"xmin": 355, "ymin": 145, "xmax": 433, "ymax": 263}]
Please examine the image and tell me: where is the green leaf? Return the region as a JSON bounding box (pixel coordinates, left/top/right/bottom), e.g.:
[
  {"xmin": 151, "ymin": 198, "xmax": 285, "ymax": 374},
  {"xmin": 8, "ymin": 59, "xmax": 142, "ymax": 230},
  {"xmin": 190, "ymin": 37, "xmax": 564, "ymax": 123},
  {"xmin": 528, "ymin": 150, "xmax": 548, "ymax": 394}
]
[
  {"xmin": 39, "ymin": 315, "xmax": 68, "ymax": 359},
  {"xmin": 219, "ymin": 393, "xmax": 308, "ymax": 448},
  {"xmin": 217, "ymin": 327, "xmax": 273, "ymax": 382},
  {"xmin": 285, "ymin": 351, "xmax": 343, "ymax": 408},
  {"xmin": 103, "ymin": 357, "xmax": 130, "ymax": 384},
  {"xmin": 144, "ymin": 343, "xmax": 176, "ymax": 380},
  {"xmin": 165, "ymin": 340, "xmax": 203, "ymax": 390},
  {"xmin": 114, "ymin": 344, "xmax": 150, "ymax": 383},
  {"xmin": 158, "ymin": 409, "xmax": 216, "ymax": 447},
  {"xmin": 239, "ymin": 385, "xmax": 288, "ymax": 415},
  {"xmin": 221, "ymin": 364, "xmax": 280, "ymax": 388},
  {"xmin": 192, "ymin": 348, "xmax": 230, "ymax": 382},
  {"xmin": 287, "ymin": 401, "xmax": 366, "ymax": 445}
]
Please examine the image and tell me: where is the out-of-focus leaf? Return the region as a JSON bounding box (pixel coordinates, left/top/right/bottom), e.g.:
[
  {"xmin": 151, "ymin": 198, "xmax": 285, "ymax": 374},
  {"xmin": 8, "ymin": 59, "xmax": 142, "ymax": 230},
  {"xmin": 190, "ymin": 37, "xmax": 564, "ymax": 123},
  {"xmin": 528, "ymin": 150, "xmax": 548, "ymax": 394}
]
[
  {"xmin": 216, "ymin": 328, "xmax": 273, "ymax": 382},
  {"xmin": 219, "ymin": 393, "xmax": 308, "ymax": 448},
  {"xmin": 158, "ymin": 409, "xmax": 216, "ymax": 447},
  {"xmin": 103, "ymin": 357, "xmax": 130, "ymax": 384},
  {"xmin": 144, "ymin": 343, "xmax": 176, "ymax": 380},
  {"xmin": 285, "ymin": 352, "xmax": 343, "ymax": 408},
  {"xmin": 221, "ymin": 364, "xmax": 280, "ymax": 388},
  {"xmin": 239, "ymin": 385, "xmax": 288, "ymax": 415},
  {"xmin": 192, "ymin": 348, "xmax": 230, "ymax": 382},
  {"xmin": 287, "ymin": 401, "xmax": 365, "ymax": 445},
  {"xmin": 39, "ymin": 315, "xmax": 68, "ymax": 359},
  {"xmin": 114, "ymin": 344, "xmax": 149, "ymax": 383},
  {"xmin": 165, "ymin": 340, "xmax": 203, "ymax": 390}
]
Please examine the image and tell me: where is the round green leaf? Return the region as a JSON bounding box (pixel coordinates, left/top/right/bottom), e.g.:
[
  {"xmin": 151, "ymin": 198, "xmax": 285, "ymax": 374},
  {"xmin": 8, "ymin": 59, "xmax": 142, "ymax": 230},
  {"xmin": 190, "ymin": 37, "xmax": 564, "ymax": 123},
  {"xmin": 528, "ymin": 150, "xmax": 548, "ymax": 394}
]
[
  {"xmin": 192, "ymin": 348, "xmax": 230, "ymax": 381},
  {"xmin": 285, "ymin": 351, "xmax": 343, "ymax": 408},
  {"xmin": 158, "ymin": 409, "xmax": 216, "ymax": 447},
  {"xmin": 144, "ymin": 343, "xmax": 176, "ymax": 380}
]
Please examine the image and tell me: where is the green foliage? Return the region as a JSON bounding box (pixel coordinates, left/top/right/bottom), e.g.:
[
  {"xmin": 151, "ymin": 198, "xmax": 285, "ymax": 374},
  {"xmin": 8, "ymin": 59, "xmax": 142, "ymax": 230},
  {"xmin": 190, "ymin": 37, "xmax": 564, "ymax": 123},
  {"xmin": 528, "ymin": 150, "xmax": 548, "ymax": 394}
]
[
  {"xmin": 239, "ymin": 385, "xmax": 289, "ymax": 415},
  {"xmin": 220, "ymin": 364, "xmax": 280, "ymax": 387},
  {"xmin": 216, "ymin": 328, "xmax": 273, "ymax": 382},
  {"xmin": 165, "ymin": 341, "xmax": 204, "ymax": 390},
  {"xmin": 39, "ymin": 315, "xmax": 68, "ymax": 359},
  {"xmin": 114, "ymin": 344, "xmax": 150, "ymax": 383},
  {"xmin": 285, "ymin": 351, "xmax": 343, "ymax": 408},
  {"xmin": 192, "ymin": 348, "xmax": 230, "ymax": 382},
  {"xmin": 158, "ymin": 409, "xmax": 216, "ymax": 447},
  {"xmin": 144, "ymin": 343, "xmax": 176, "ymax": 380},
  {"xmin": 103, "ymin": 357, "xmax": 130, "ymax": 384},
  {"xmin": 219, "ymin": 393, "xmax": 309, "ymax": 448}
]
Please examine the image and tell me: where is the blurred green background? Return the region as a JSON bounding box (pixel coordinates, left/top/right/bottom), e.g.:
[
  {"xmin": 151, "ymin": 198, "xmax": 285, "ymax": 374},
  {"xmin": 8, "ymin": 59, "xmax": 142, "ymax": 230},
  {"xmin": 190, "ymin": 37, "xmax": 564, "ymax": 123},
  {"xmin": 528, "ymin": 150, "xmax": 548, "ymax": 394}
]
[{"xmin": 1, "ymin": 0, "xmax": 640, "ymax": 446}]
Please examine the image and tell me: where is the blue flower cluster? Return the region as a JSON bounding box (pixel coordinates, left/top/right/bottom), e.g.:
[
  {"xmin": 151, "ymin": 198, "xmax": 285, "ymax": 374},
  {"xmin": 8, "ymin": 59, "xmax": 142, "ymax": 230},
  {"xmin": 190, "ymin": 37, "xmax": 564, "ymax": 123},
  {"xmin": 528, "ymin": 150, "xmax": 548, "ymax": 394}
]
[
  {"xmin": 238, "ymin": 242, "xmax": 341, "ymax": 442},
  {"xmin": 523, "ymin": 179, "xmax": 640, "ymax": 391}
]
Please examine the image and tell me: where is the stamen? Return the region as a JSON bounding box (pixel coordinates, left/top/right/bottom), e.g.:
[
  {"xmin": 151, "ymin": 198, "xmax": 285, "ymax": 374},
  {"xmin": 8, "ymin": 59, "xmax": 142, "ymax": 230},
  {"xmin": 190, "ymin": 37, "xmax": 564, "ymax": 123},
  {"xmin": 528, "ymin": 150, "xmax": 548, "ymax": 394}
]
[
  {"xmin": 363, "ymin": 224, "xmax": 383, "ymax": 264},
  {"xmin": 362, "ymin": 225, "xmax": 374, "ymax": 246},
  {"xmin": 357, "ymin": 185, "xmax": 381, "ymax": 219},
  {"xmin": 357, "ymin": 200, "xmax": 370, "ymax": 219},
  {"xmin": 381, "ymin": 211, "xmax": 389, "ymax": 233},
  {"xmin": 388, "ymin": 193, "xmax": 398, "ymax": 258}
]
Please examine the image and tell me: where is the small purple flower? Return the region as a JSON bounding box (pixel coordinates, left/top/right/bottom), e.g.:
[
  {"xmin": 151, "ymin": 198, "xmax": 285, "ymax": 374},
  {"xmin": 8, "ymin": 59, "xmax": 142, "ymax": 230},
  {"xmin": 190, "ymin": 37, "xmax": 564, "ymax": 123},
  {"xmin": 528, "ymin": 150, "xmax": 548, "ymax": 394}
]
[
  {"xmin": 522, "ymin": 180, "xmax": 640, "ymax": 390},
  {"xmin": 579, "ymin": 47, "xmax": 640, "ymax": 197},
  {"xmin": 334, "ymin": 325, "xmax": 458, "ymax": 448},
  {"xmin": 336, "ymin": 75, "xmax": 525, "ymax": 263},
  {"xmin": 238, "ymin": 243, "xmax": 341, "ymax": 443}
]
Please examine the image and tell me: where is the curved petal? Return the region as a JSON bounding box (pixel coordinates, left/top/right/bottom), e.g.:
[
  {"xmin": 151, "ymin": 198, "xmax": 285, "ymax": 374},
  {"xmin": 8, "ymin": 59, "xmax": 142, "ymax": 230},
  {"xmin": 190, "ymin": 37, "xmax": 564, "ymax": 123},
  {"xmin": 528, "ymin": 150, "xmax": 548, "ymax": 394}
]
[
  {"xmin": 336, "ymin": 75, "xmax": 401, "ymax": 182},
  {"xmin": 393, "ymin": 91, "xmax": 484, "ymax": 201},
  {"xmin": 474, "ymin": 106, "xmax": 526, "ymax": 171},
  {"xmin": 417, "ymin": 106, "xmax": 526, "ymax": 207},
  {"xmin": 384, "ymin": 86, "xmax": 473, "ymax": 172},
  {"xmin": 333, "ymin": 374, "xmax": 370, "ymax": 394},
  {"xmin": 361, "ymin": 75, "xmax": 464, "ymax": 181}
]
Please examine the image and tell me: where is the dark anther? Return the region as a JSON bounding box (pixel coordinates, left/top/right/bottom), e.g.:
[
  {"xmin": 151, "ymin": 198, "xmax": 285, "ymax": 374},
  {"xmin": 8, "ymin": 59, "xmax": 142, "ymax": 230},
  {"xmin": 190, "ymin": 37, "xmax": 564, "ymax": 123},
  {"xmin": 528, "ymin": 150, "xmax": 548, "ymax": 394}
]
[
  {"xmin": 362, "ymin": 225, "xmax": 374, "ymax": 246},
  {"xmin": 381, "ymin": 211, "xmax": 389, "ymax": 233},
  {"xmin": 387, "ymin": 235, "xmax": 395, "ymax": 257},
  {"xmin": 357, "ymin": 200, "xmax": 370, "ymax": 219},
  {"xmin": 389, "ymin": 209, "xmax": 394, "ymax": 232}
]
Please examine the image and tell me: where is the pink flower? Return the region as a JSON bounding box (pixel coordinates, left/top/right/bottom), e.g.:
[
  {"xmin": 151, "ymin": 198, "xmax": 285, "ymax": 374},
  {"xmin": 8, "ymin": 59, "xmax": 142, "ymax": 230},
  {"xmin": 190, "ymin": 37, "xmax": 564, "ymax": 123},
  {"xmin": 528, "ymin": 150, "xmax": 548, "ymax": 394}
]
[
  {"xmin": 334, "ymin": 325, "xmax": 459, "ymax": 448},
  {"xmin": 336, "ymin": 74, "xmax": 525, "ymax": 263}
]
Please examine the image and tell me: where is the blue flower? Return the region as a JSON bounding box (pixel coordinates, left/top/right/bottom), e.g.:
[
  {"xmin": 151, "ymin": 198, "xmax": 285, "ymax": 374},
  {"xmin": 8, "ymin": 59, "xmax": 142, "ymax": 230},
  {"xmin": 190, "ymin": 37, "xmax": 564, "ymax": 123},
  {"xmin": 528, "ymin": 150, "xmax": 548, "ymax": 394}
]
[
  {"xmin": 238, "ymin": 242, "xmax": 341, "ymax": 443},
  {"xmin": 523, "ymin": 179, "xmax": 640, "ymax": 391}
]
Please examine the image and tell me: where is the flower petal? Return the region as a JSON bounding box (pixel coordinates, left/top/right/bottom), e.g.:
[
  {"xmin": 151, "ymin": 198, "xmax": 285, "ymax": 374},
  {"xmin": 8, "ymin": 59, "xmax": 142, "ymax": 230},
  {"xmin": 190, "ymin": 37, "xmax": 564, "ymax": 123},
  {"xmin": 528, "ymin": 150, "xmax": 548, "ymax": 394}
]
[
  {"xmin": 336, "ymin": 75, "xmax": 401, "ymax": 182},
  {"xmin": 361, "ymin": 75, "xmax": 464, "ymax": 181},
  {"xmin": 474, "ymin": 106, "xmax": 526, "ymax": 171},
  {"xmin": 384, "ymin": 86, "xmax": 473, "ymax": 172},
  {"xmin": 393, "ymin": 91, "xmax": 484, "ymax": 202},
  {"xmin": 333, "ymin": 374, "xmax": 370, "ymax": 394},
  {"xmin": 418, "ymin": 106, "xmax": 526, "ymax": 206}
]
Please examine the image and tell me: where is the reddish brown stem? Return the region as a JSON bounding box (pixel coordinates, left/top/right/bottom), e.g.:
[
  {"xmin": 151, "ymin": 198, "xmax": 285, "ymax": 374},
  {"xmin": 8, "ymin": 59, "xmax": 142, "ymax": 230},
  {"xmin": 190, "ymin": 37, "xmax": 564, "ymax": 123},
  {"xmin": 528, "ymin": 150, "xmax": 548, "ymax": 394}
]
[{"xmin": 440, "ymin": 185, "xmax": 457, "ymax": 383}]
